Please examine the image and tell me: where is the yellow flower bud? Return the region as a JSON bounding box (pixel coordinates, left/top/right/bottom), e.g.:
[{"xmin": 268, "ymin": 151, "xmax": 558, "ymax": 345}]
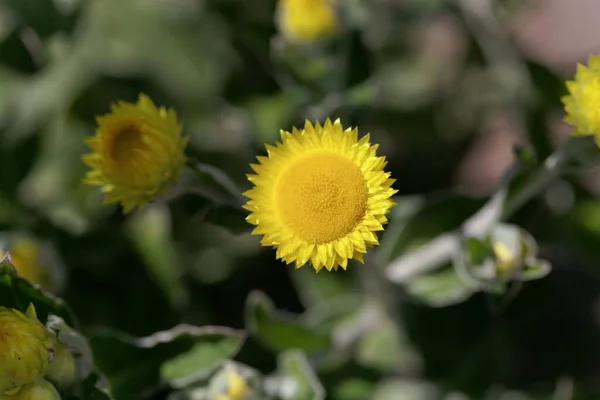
[
  {"xmin": 0, "ymin": 379, "xmax": 60, "ymax": 400},
  {"xmin": 45, "ymin": 341, "xmax": 76, "ymax": 390},
  {"xmin": 212, "ymin": 366, "xmax": 251, "ymax": 400},
  {"xmin": 0, "ymin": 304, "xmax": 52, "ymax": 393},
  {"xmin": 0, "ymin": 239, "xmax": 52, "ymax": 291},
  {"xmin": 277, "ymin": 0, "xmax": 338, "ymax": 43}
]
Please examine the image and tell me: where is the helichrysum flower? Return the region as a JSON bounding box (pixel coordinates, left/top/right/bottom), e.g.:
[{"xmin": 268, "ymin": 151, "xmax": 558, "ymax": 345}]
[
  {"xmin": 1, "ymin": 379, "xmax": 60, "ymax": 400},
  {"xmin": 244, "ymin": 119, "xmax": 397, "ymax": 272},
  {"xmin": 82, "ymin": 94, "xmax": 188, "ymax": 213},
  {"xmin": 212, "ymin": 366, "xmax": 251, "ymax": 400},
  {"xmin": 562, "ymin": 54, "xmax": 600, "ymax": 143},
  {"xmin": 0, "ymin": 239, "xmax": 51, "ymax": 291},
  {"xmin": 0, "ymin": 304, "xmax": 53, "ymax": 394},
  {"xmin": 277, "ymin": 0, "xmax": 338, "ymax": 43}
]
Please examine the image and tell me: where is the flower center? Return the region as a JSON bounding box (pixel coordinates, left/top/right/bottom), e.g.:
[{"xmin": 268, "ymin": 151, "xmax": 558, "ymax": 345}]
[
  {"xmin": 276, "ymin": 152, "xmax": 368, "ymax": 244},
  {"xmin": 109, "ymin": 127, "xmax": 147, "ymax": 164}
]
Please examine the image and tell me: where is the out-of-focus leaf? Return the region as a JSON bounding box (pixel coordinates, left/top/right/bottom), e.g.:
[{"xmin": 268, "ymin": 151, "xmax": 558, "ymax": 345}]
[
  {"xmin": 160, "ymin": 333, "xmax": 246, "ymax": 389},
  {"xmin": 246, "ymin": 92, "xmax": 300, "ymax": 146},
  {"xmin": 0, "ymin": 254, "xmax": 77, "ymax": 326},
  {"xmin": 90, "ymin": 325, "xmax": 246, "ymax": 400},
  {"xmin": 276, "ymin": 350, "xmax": 325, "ymax": 400},
  {"xmin": 333, "ymin": 379, "xmax": 377, "ymax": 400},
  {"xmin": 518, "ymin": 260, "xmax": 551, "ymax": 282},
  {"xmin": 245, "ymin": 291, "xmax": 331, "ymax": 354},
  {"xmin": 17, "ymin": 115, "xmax": 102, "ymax": 234},
  {"xmin": 356, "ymin": 318, "xmax": 420, "ymax": 372},
  {"xmin": 404, "ymin": 266, "xmax": 475, "ymax": 307},
  {"xmin": 290, "ymin": 266, "xmax": 353, "ymax": 307},
  {"xmin": 127, "ymin": 205, "xmax": 188, "ymax": 309},
  {"xmin": 47, "ymin": 315, "xmax": 95, "ymax": 383},
  {"xmin": 372, "ymin": 379, "xmax": 439, "ymax": 400},
  {"xmin": 75, "ymin": 372, "xmax": 113, "ymax": 400}
]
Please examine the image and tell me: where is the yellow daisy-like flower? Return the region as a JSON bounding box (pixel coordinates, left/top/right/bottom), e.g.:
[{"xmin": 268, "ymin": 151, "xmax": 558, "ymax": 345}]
[
  {"xmin": 562, "ymin": 54, "xmax": 600, "ymax": 144},
  {"xmin": 82, "ymin": 94, "xmax": 188, "ymax": 213},
  {"xmin": 0, "ymin": 239, "xmax": 51, "ymax": 291},
  {"xmin": 277, "ymin": 0, "xmax": 338, "ymax": 43},
  {"xmin": 0, "ymin": 304, "xmax": 53, "ymax": 394},
  {"xmin": 244, "ymin": 119, "xmax": 397, "ymax": 272}
]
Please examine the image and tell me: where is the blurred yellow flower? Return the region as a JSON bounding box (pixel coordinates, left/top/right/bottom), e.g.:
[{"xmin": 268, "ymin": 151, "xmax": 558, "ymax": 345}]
[
  {"xmin": 0, "ymin": 239, "xmax": 51, "ymax": 290},
  {"xmin": 244, "ymin": 119, "xmax": 397, "ymax": 272},
  {"xmin": 1, "ymin": 379, "xmax": 60, "ymax": 400},
  {"xmin": 277, "ymin": 0, "xmax": 338, "ymax": 43},
  {"xmin": 82, "ymin": 94, "xmax": 188, "ymax": 214},
  {"xmin": 212, "ymin": 367, "xmax": 251, "ymax": 400},
  {"xmin": 562, "ymin": 54, "xmax": 600, "ymax": 144},
  {"xmin": 0, "ymin": 304, "xmax": 52, "ymax": 394}
]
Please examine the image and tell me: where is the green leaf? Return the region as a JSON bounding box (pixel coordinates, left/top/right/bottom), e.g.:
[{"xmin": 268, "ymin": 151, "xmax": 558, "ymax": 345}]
[
  {"xmin": 0, "ymin": 254, "xmax": 77, "ymax": 326},
  {"xmin": 160, "ymin": 332, "xmax": 247, "ymax": 389},
  {"xmin": 127, "ymin": 205, "xmax": 188, "ymax": 309},
  {"xmin": 245, "ymin": 291, "xmax": 331, "ymax": 354},
  {"xmin": 90, "ymin": 325, "xmax": 246, "ymax": 399},
  {"xmin": 277, "ymin": 350, "xmax": 325, "ymax": 400},
  {"xmin": 404, "ymin": 266, "xmax": 475, "ymax": 308}
]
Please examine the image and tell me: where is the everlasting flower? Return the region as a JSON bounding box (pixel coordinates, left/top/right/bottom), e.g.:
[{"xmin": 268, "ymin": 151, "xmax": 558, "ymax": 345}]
[
  {"xmin": 0, "ymin": 304, "xmax": 52, "ymax": 394},
  {"xmin": 0, "ymin": 379, "xmax": 60, "ymax": 400},
  {"xmin": 212, "ymin": 367, "xmax": 251, "ymax": 400},
  {"xmin": 244, "ymin": 119, "xmax": 397, "ymax": 272},
  {"xmin": 562, "ymin": 54, "xmax": 600, "ymax": 144},
  {"xmin": 277, "ymin": 0, "xmax": 338, "ymax": 43},
  {"xmin": 82, "ymin": 94, "xmax": 188, "ymax": 213},
  {"xmin": 0, "ymin": 239, "xmax": 51, "ymax": 291}
]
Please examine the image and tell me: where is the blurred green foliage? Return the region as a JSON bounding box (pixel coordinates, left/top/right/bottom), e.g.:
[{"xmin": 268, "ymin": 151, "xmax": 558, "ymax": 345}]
[{"xmin": 3, "ymin": 0, "xmax": 600, "ymax": 399}]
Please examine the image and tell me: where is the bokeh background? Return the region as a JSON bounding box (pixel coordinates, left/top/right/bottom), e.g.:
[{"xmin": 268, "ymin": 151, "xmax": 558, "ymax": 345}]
[{"xmin": 2, "ymin": 0, "xmax": 600, "ymax": 398}]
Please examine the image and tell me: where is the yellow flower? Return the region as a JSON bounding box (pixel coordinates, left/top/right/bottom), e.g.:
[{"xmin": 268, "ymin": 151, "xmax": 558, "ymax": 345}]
[
  {"xmin": 82, "ymin": 94, "xmax": 188, "ymax": 213},
  {"xmin": 1, "ymin": 379, "xmax": 60, "ymax": 400},
  {"xmin": 212, "ymin": 367, "xmax": 251, "ymax": 400},
  {"xmin": 244, "ymin": 119, "xmax": 397, "ymax": 272},
  {"xmin": 562, "ymin": 54, "xmax": 600, "ymax": 143},
  {"xmin": 0, "ymin": 239, "xmax": 51, "ymax": 290},
  {"xmin": 0, "ymin": 304, "xmax": 52, "ymax": 394},
  {"xmin": 277, "ymin": 0, "xmax": 338, "ymax": 43}
]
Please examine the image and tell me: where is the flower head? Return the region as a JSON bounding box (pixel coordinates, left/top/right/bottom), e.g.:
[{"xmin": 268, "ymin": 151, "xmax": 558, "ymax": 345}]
[
  {"xmin": 1, "ymin": 379, "xmax": 60, "ymax": 400},
  {"xmin": 562, "ymin": 54, "xmax": 600, "ymax": 143},
  {"xmin": 0, "ymin": 239, "xmax": 51, "ymax": 291},
  {"xmin": 82, "ymin": 94, "xmax": 188, "ymax": 213},
  {"xmin": 277, "ymin": 0, "xmax": 338, "ymax": 43},
  {"xmin": 244, "ymin": 119, "xmax": 397, "ymax": 272},
  {"xmin": 0, "ymin": 304, "xmax": 52, "ymax": 394}
]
